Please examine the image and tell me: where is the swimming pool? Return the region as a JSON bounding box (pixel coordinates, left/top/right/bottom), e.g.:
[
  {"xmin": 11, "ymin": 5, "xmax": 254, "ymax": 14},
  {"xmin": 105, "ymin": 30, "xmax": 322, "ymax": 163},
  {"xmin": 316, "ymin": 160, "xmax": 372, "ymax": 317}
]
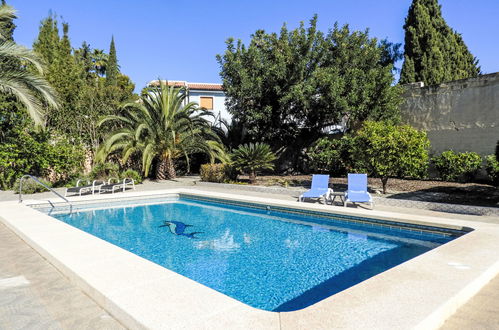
[{"xmin": 47, "ymin": 194, "xmax": 463, "ymax": 312}]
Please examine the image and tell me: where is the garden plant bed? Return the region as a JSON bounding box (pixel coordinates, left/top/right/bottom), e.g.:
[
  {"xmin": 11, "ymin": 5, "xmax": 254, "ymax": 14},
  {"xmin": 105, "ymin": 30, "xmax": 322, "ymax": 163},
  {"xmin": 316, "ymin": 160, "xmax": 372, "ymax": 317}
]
[{"xmin": 237, "ymin": 175, "xmax": 499, "ymax": 208}]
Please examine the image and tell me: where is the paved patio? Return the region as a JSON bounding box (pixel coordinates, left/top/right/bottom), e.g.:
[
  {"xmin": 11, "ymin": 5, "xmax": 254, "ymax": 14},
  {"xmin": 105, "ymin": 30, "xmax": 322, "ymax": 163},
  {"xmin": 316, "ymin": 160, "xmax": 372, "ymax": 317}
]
[
  {"xmin": 441, "ymin": 274, "xmax": 499, "ymax": 330},
  {"xmin": 0, "ymin": 222, "xmax": 124, "ymax": 329},
  {"xmin": 0, "ymin": 178, "xmax": 498, "ymax": 329}
]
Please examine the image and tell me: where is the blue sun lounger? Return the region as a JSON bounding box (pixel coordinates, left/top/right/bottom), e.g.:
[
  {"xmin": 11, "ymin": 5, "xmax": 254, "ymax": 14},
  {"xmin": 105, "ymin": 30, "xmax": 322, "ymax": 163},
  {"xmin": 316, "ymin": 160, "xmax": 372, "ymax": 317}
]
[
  {"xmin": 344, "ymin": 173, "xmax": 373, "ymax": 209},
  {"xmin": 299, "ymin": 174, "xmax": 333, "ymax": 203}
]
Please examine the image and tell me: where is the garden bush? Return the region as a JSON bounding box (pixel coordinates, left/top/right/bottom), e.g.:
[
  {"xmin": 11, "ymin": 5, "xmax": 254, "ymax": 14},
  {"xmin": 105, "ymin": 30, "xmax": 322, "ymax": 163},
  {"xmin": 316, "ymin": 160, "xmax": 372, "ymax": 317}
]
[
  {"xmin": 307, "ymin": 136, "xmax": 355, "ymax": 175},
  {"xmin": 90, "ymin": 162, "xmax": 120, "ymax": 180},
  {"xmin": 433, "ymin": 151, "xmax": 482, "ymax": 182},
  {"xmin": 485, "ymin": 155, "xmax": 499, "ymax": 186},
  {"xmin": 121, "ymin": 169, "xmax": 143, "ymax": 184},
  {"xmin": 0, "ymin": 133, "xmax": 85, "ymax": 190},
  {"xmin": 353, "ymin": 121, "xmax": 430, "ymax": 194},
  {"xmin": 44, "ymin": 139, "xmax": 86, "ymax": 185},
  {"xmin": 200, "ymin": 163, "xmax": 232, "ymax": 183},
  {"xmin": 0, "ymin": 143, "xmax": 25, "ymax": 190},
  {"xmin": 13, "ymin": 177, "xmax": 52, "ymax": 194}
]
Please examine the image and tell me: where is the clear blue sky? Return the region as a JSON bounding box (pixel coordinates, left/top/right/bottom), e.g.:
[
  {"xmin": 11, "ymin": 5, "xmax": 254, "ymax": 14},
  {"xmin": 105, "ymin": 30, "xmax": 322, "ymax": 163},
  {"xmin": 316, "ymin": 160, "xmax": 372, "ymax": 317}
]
[{"xmin": 9, "ymin": 0, "xmax": 499, "ymax": 91}]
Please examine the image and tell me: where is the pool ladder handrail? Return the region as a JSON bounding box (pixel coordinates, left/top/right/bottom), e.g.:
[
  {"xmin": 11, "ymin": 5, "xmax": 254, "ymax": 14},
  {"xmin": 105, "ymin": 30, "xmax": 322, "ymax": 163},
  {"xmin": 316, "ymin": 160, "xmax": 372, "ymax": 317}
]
[{"xmin": 18, "ymin": 175, "xmax": 73, "ymax": 213}]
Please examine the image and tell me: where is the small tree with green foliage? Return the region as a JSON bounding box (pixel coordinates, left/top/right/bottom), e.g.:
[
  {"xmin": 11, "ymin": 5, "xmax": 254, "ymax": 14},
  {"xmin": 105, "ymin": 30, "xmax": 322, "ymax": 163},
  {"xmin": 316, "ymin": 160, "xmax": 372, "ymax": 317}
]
[
  {"xmin": 231, "ymin": 143, "xmax": 276, "ymax": 184},
  {"xmin": 353, "ymin": 121, "xmax": 430, "ymax": 194}
]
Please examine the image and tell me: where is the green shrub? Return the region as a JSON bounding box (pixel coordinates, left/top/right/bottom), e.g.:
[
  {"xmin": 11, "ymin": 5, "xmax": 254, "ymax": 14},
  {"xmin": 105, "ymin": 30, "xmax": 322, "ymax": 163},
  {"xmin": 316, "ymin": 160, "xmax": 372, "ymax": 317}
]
[
  {"xmin": 200, "ymin": 163, "xmax": 231, "ymax": 183},
  {"xmin": 13, "ymin": 177, "xmax": 52, "ymax": 194},
  {"xmin": 307, "ymin": 136, "xmax": 355, "ymax": 175},
  {"xmin": 485, "ymin": 155, "xmax": 499, "ymax": 186},
  {"xmin": 231, "ymin": 143, "xmax": 276, "ymax": 184},
  {"xmin": 44, "ymin": 139, "xmax": 86, "ymax": 185},
  {"xmin": 121, "ymin": 169, "xmax": 143, "ymax": 184},
  {"xmin": 0, "ymin": 144, "xmax": 23, "ymax": 190},
  {"xmin": 0, "ymin": 132, "xmax": 85, "ymax": 190},
  {"xmin": 353, "ymin": 121, "xmax": 430, "ymax": 193},
  {"xmin": 90, "ymin": 163, "xmax": 119, "ymax": 180},
  {"xmin": 0, "ymin": 169, "xmax": 17, "ymax": 191},
  {"xmin": 433, "ymin": 151, "xmax": 482, "ymax": 182}
]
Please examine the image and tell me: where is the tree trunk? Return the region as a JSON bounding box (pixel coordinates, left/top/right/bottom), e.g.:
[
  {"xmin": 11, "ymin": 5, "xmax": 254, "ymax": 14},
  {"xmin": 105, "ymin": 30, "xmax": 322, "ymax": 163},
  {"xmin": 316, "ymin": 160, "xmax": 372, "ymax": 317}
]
[
  {"xmin": 381, "ymin": 177, "xmax": 388, "ymax": 194},
  {"xmin": 249, "ymin": 171, "xmax": 256, "ymax": 184},
  {"xmin": 156, "ymin": 156, "xmax": 176, "ymax": 180}
]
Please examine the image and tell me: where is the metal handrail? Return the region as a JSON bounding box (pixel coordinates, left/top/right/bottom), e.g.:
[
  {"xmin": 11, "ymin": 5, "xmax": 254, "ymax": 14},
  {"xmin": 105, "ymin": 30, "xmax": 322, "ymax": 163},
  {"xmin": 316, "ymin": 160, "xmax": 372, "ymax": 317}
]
[{"xmin": 19, "ymin": 175, "xmax": 73, "ymax": 213}]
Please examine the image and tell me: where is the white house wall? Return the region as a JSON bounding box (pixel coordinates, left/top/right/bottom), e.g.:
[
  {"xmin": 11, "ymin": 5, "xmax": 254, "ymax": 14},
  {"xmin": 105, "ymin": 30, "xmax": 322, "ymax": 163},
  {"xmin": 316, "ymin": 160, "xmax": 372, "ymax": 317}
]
[{"xmin": 188, "ymin": 90, "xmax": 231, "ymax": 124}]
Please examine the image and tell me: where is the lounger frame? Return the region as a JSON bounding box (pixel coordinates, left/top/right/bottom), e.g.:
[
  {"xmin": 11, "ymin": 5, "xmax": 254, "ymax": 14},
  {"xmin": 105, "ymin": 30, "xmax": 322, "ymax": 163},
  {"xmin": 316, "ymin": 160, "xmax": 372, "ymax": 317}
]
[{"xmin": 65, "ymin": 180, "xmax": 105, "ymax": 197}]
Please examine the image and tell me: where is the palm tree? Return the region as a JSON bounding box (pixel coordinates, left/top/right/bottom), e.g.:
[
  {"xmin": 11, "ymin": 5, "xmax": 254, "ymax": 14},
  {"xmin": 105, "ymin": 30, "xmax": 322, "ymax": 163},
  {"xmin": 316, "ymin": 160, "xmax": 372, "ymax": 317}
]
[
  {"xmin": 91, "ymin": 49, "xmax": 108, "ymax": 77},
  {"xmin": 232, "ymin": 143, "xmax": 276, "ymax": 183},
  {"xmin": 96, "ymin": 80, "xmax": 226, "ymax": 179},
  {"xmin": 0, "ymin": 4, "xmax": 59, "ymax": 126}
]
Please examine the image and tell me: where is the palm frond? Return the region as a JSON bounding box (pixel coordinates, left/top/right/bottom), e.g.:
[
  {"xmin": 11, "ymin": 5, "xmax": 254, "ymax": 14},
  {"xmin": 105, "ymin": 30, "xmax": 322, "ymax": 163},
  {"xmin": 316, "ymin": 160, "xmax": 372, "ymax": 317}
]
[
  {"xmin": 0, "ymin": 41, "xmax": 45, "ymax": 73},
  {"xmin": 0, "ymin": 70, "xmax": 59, "ymax": 125},
  {"xmin": 0, "ymin": 32, "xmax": 59, "ymax": 126},
  {"xmin": 0, "ymin": 5, "xmax": 16, "ymax": 41}
]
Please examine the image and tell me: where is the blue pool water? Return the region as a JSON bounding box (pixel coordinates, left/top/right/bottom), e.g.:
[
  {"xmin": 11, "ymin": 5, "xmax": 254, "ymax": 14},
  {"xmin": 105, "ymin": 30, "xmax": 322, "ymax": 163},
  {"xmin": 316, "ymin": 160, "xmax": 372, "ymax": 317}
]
[{"xmin": 50, "ymin": 196, "xmax": 457, "ymax": 311}]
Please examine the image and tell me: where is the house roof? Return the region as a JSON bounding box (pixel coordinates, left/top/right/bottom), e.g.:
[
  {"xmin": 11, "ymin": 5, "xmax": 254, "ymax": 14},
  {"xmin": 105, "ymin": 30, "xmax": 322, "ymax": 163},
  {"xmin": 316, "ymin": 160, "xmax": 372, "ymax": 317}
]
[{"xmin": 148, "ymin": 80, "xmax": 224, "ymax": 91}]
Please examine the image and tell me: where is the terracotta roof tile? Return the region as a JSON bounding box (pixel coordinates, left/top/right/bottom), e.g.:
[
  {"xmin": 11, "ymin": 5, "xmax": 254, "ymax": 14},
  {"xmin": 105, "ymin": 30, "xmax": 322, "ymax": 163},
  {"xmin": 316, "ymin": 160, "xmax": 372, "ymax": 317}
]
[
  {"xmin": 149, "ymin": 80, "xmax": 223, "ymax": 91},
  {"xmin": 187, "ymin": 83, "xmax": 223, "ymax": 91}
]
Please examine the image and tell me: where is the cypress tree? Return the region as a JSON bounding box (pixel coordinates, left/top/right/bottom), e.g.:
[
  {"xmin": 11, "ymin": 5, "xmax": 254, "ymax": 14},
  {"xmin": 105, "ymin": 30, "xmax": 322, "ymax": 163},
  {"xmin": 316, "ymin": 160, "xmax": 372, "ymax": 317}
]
[
  {"xmin": 400, "ymin": 0, "xmax": 480, "ymax": 85},
  {"xmin": 32, "ymin": 14, "xmax": 60, "ymax": 65},
  {"xmin": 33, "ymin": 16, "xmax": 86, "ymax": 131},
  {"xmin": 105, "ymin": 36, "xmax": 118, "ymax": 86}
]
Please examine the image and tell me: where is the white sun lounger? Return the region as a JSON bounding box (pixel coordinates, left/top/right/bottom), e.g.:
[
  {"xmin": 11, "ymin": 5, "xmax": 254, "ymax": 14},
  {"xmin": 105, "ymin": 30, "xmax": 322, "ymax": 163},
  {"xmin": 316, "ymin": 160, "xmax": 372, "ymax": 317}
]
[
  {"xmin": 98, "ymin": 178, "xmax": 135, "ymax": 194},
  {"xmin": 65, "ymin": 179, "xmax": 105, "ymax": 197}
]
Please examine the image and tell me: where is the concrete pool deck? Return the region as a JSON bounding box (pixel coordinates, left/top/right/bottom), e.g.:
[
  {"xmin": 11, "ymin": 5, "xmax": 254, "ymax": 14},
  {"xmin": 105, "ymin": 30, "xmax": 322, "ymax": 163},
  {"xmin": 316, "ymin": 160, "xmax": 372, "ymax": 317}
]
[
  {"xmin": 0, "ymin": 222, "xmax": 125, "ymax": 329},
  {"xmin": 1, "ymin": 181, "xmax": 499, "ymax": 329}
]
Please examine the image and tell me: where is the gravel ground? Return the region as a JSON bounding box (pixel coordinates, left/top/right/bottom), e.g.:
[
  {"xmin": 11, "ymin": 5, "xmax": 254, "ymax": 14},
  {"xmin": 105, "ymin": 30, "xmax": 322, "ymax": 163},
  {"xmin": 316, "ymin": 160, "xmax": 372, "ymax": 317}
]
[{"xmin": 239, "ymin": 175, "xmax": 499, "ymax": 208}]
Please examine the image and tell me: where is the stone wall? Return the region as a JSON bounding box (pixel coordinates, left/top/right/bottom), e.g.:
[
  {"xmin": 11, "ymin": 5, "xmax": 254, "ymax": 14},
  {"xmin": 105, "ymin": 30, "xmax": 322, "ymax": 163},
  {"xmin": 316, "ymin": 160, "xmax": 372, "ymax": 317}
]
[{"xmin": 400, "ymin": 73, "xmax": 499, "ymax": 156}]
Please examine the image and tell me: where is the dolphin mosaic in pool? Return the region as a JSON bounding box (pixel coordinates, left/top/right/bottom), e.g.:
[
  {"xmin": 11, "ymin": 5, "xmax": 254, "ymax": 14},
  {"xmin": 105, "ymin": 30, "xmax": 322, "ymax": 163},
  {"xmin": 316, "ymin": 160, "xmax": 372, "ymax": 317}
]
[{"xmin": 160, "ymin": 220, "xmax": 202, "ymax": 239}]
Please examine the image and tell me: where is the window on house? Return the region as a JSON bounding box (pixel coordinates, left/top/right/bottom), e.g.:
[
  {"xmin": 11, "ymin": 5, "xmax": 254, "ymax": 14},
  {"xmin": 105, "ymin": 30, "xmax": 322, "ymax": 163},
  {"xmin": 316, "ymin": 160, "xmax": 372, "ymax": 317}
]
[{"xmin": 200, "ymin": 97, "xmax": 214, "ymax": 110}]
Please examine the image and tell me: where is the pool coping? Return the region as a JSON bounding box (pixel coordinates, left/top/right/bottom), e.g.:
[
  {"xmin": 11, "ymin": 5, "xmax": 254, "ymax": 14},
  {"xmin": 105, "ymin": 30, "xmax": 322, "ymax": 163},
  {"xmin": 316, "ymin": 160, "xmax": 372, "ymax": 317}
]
[{"xmin": 1, "ymin": 188, "xmax": 499, "ymax": 329}]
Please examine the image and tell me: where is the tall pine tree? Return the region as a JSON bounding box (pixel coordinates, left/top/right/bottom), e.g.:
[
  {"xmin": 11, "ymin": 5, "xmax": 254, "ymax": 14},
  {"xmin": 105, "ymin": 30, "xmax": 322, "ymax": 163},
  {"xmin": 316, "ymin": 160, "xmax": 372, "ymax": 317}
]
[
  {"xmin": 105, "ymin": 36, "xmax": 118, "ymax": 86},
  {"xmin": 400, "ymin": 0, "xmax": 480, "ymax": 85}
]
